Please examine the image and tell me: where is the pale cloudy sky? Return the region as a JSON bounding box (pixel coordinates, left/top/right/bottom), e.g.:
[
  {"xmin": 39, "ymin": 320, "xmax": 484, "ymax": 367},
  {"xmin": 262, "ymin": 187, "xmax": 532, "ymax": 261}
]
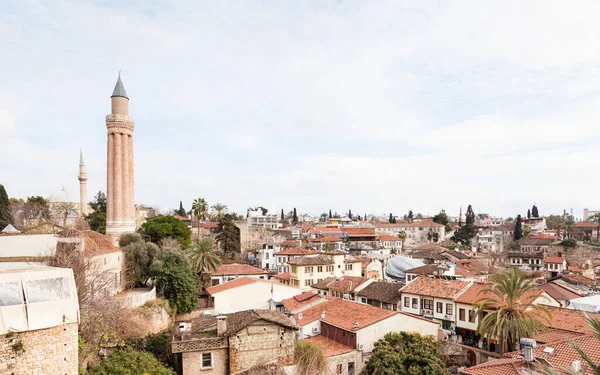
[{"xmin": 1, "ymin": 0, "xmax": 600, "ymax": 218}]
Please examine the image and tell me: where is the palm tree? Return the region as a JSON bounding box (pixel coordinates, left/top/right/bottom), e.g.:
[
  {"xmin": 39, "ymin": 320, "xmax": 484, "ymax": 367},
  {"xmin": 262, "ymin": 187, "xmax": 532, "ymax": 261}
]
[
  {"xmin": 542, "ymin": 314, "xmax": 600, "ymax": 375},
  {"xmin": 590, "ymin": 213, "xmax": 600, "ymax": 243},
  {"xmin": 192, "ymin": 198, "xmax": 208, "ymax": 240},
  {"xmin": 474, "ymin": 268, "xmax": 551, "ymax": 354},
  {"xmin": 185, "ymin": 237, "xmax": 222, "ymax": 281},
  {"xmin": 210, "ymin": 203, "xmax": 228, "ymax": 221},
  {"xmin": 55, "ymin": 201, "xmax": 78, "ymax": 226}
]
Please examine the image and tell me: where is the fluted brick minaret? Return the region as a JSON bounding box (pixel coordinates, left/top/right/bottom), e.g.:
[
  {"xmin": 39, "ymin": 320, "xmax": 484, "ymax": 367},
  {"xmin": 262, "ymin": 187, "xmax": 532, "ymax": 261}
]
[
  {"xmin": 106, "ymin": 73, "xmax": 136, "ymax": 238},
  {"xmin": 78, "ymin": 148, "xmax": 88, "ymax": 216}
]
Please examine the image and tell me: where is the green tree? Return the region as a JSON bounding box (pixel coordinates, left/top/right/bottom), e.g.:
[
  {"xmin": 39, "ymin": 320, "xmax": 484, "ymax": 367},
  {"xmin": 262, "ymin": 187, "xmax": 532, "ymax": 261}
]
[
  {"xmin": 329, "ymin": 209, "xmax": 332, "ymax": 218},
  {"xmin": 292, "ymin": 208, "xmax": 298, "ymax": 225},
  {"xmin": 474, "ymin": 268, "xmax": 551, "ymax": 354},
  {"xmin": 85, "ymin": 191, "xmax": 107, "ymax": 234},
  {"xmin": 432, "ymin": 209, "xmax": 452, "ymax": 232},
  {"xmin": 465, "ymin": 204, "xmax": 475, "ymax": 225},
  {"xmin": 0, "ymin": 184, "xmax": 13, "ymax": 229},
  {"xmin": 281, "ymin": 209, "xmax": 285, "ymax": 221},
  {"xmin": 26, "ymin": 196, "xmax": 51, "ymax": 221},
  {"xmin": 141, "ymin": 214, "xmax": 192, "ymax": 248},
  {"xmin": 514, "ymin": 214, "xmax": 523, "ymax": 241},
  {"xmin": 348, "ymin": 209, "xmax": 352, "ymax": 220},
  {"xmin": 123, "ymin": 240, "xmax": 162, "ymax": 288},
  {"xmin": 177, "ymin": 201, "xmax": 186, "ymax": 216},
  {"xmin": 532, "ymin": 205, "xmax": 539, "ymax": 218},
  {"xmin": 216, "ymin": 214, "xmax": 240, "ymax": 254},
  {"xmin": 452, "ymin": 205, "xmax": 477, "ymax": 245},
  {"xmin": 55, "ymin": 201, "xmax": 78, "ymax": 226},
  {"xmin": 89, "ymin": 346, "xmax": 176, "ymax": 375},
  {"xmin": 185, "ymin": 237, "xmax": 222, "ymax": 279},
  {"xmin": 361, "ymin": 332, "xmax": 449, "ymax": 375},
  {"xmin": 389, "ymin": 213, "xmax": 394, "ymax": 223},
  {"xmin": 119, "ymin": 232, "xmax": 144, "ymax": 248},
  {"xmin": 542, "ymin": 314, "xmax": 600, "ymax": 375},
  {"xmin": 527, "ymin": 208, "xmax": 531, "ymax": 219},
  {"xmin": 546, "ymin": 215, "xmax": 563, "ymax": 230},
  {"xmin": 407, "ymin": 210, "xmax": 414, "ymax": 221},
  {"xmin": 210, "ymin": 202, "xmax": 228, "ymax": 220},
  {"xmin": 155, "ymin": 253, "xmax": 198, "ymax": 314}
]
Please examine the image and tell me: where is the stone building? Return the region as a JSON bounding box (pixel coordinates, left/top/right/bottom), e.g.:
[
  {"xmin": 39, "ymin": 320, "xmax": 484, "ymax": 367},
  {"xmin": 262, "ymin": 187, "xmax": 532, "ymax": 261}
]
[
  {"xmin": 105, "ymin": 73, "xmax": 136, "ymax": 239},
  {"xmin": 172, "ymin": 309, "xmax": 298, "ymax": 375},
  {"xmin": 0, "ymin": 265, "xmax": 79, "ymax": 375}
]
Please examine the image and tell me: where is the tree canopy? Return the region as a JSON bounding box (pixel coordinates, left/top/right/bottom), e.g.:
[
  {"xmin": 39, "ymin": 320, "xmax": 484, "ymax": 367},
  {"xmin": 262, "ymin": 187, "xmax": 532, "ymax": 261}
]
[
  {"xmin": 0, "ymin": 184, "xmax": 13, "ymax": 230},
  {"xmin": 185, "ymin": 237, "xmax": 222, "ymax": 277},
  {"xmin": 532, "ymin": 205, "xmax": 539, "ymax": 218},
  {"xmin": 141, "ymin": 214, "xmax": 192, "ymax": 248},
  {"xmin": 527, "ymin": 208, "xmax": 531, "ymax": 219},
  {"xmin": 177, "ymin": 201, "xmax": 186, "ymax": 216},
  {"xmin": 216, "ymin": 213, "xmax": 240, "ymax": 254},
  {"xmin": 452, "ymin": 205, "xmax": 477, "ymax": 245},
  {"xmin": 292, "ymin": 208, "xmax": 298, "ymax": 225},
  {"xmin": 514, "ymin": 214, "xmax": 523, "ymax": 241},
  {"xmin": 155, "ymin": 253, "xmax": 198, "ymax": 314},
  {"xmin": 432, "ymin": 209, "xmax": 451, "ymax": 232},
  {"xmin": 89, "ymin": 346, "xmax": 176, "ymax": 375},
  {"xmin": 85, "ymin": 191, "xmax": 107, "ymax": 234},
  {"xmin": 123, "ymin": 240, "xmax": 162, "ymax": 288},
  {"xmin": 360, "ymin": 332, "xmax": 448, "ymax": 375}
]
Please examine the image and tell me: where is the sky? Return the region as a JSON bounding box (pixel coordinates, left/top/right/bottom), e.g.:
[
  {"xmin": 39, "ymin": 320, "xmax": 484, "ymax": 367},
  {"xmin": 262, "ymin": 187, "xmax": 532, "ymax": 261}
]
[{"xmin": 1, "ymin": 0, "xmax": 600, "ymax": 219}]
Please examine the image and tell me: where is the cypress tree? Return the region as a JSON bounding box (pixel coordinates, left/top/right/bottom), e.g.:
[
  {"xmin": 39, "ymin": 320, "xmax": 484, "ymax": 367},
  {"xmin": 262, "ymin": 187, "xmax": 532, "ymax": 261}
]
[
  {"xmin": 292, "ymin": 208, "xmax": 298, "ymax": 225},
  {"xmin": 0, "ymin": 184, "xmax": 12, "ymax": 230},
  {"xmin": 389, "ymin": 213, "xmax": 393, "ymax": 223},
  {"xmin": 465, "ymin": 205, "xmax": 475, "ymax": 226},
  {"xmin": 531, "ymin": 205, "xmax": 539, "ymax": 218},
  {"xmin": 329, "ymin": 210, "xmax": 332, "ymax": 218},
  {"xmin": 527, "ymin": 209, "xmax": 531, "ymax": 219},
  {"xmin": 178, "ymin": 201, "xmax": 186, "ymax": 216},
  {"xmin": 348, "ymin": 209, "xmax": 352, "ymax": 220},
  {"xmin": 514, "ymin": 215, "xmax": 523, "ymax": 241},
  {"xmin": 281, "ymin": 209, "xmax": 284, "ymax": 221}
]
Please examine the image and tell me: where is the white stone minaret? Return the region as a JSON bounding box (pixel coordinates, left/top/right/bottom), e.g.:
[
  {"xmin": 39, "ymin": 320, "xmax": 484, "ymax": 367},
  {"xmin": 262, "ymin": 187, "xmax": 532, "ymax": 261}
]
[
  {"xmin": 78, "ymin": 148, "xmax": 88, "ymax": 216},
  {"xmin": 106, "ymin": 73, "xmax": 136, "ymax": 238}
]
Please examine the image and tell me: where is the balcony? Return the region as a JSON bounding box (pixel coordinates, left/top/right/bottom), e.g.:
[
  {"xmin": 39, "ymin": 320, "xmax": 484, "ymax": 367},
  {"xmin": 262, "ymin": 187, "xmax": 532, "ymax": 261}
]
[{"xmin": 421, "ymin": 309, "xmax": 434, "ymax": 317}]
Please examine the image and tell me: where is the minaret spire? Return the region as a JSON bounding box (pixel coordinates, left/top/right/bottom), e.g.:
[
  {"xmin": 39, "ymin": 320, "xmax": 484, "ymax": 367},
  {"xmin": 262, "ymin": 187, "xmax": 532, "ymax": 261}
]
[{"xmin": 78, "ymin": 148, "xmax": 88, "ymax": 216}]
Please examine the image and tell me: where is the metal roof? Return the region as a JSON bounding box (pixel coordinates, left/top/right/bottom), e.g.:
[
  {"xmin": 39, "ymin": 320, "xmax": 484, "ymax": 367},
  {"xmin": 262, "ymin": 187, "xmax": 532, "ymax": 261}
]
[{"xmin": 111, "ymin": 73, "xmax": 128, "ymax": 99}]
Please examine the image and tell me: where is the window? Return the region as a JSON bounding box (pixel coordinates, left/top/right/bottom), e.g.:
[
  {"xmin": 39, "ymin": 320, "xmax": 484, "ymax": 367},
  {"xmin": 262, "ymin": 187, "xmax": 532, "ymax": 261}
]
[
  {"xmin": 459, "ymin": 308, "xmax": 465, "ymax": 321},
  {"xmin": 326, "ymin": 265, "xmax": 334, "ymax": 272},
  {"xmin": 436, "ymin": 302, "xmax": 443, "ymax": 313},
  {"xmin": 348, "ymin": 361, "xmax": 355, "ymax": 375},
  {"xmin": 317, "ymin": 266, "xmax": 323, "ymax": 272},
  {"xmin": 422, "ymin": 299, "xmax": 433, "ymax": 310},
  {"xmin": 265, "ymin": 253, "xmax": 269, "ymax": 260},
  {"xmin": 446, "ymin": 303, "xmax": 453, "ymax": 315},
  {"xmin": 305, "ymin": 266, "xmax": 314, "ymax": 273},
  {"xmin": 278, "ymin": 257, "xmax": 282, "ymax": 263},
  {"xmin": 336, "ymin": 364, "xmax": 343, "ymax": 374},
  {"xmin": 404, "ymin": 297, "xmax": 409, "ymax": 308},
  {"xmin": 442, "ymin": 320, "xmax": 452, "ymax": 330},
  {"xmin": 469, "ymin": 310, "xmax": 476, "ymax": 323},
  {"xmin": 345, "ymin": 264, "xmax": 353, "ymax": 271},
  {"xmin": 412, "ymin": 298, "xmax": 418, "ymax": 309},
  {"xmin": 201, "ymin": 352, "xmax": 213, "ymax": 369},
  {"xmin": 291, "ymin": 266, "xmax": 297, "ymax": 273},
  {"xmin": 305, "ymin": 279, "xmax": 314, "ymax": 286}
]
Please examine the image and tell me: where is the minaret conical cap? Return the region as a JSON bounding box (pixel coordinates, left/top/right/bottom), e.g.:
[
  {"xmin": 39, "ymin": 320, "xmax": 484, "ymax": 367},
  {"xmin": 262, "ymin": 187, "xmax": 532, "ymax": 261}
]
[
  {"xmin": 79, "ymin": 148, "xmax": 85, "ymax": 166},
  {"xmin": 111, "ymin": 72, "xmax": 128, "ymax": 99}
]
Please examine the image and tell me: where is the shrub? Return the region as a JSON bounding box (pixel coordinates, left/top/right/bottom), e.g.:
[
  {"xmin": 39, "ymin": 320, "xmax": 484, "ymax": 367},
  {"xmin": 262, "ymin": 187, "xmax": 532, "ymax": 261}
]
[{"xmin": 89, "ymin": 346, "xmax": 176, "ymax": 375}]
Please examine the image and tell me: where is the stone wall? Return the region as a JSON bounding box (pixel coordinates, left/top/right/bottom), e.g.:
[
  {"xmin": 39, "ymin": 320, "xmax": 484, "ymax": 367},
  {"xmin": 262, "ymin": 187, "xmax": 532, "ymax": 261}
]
[
  {"xmin": 229, "ymin": 322, "xmax": 296, "ymax": 374},
  {"xmin": 181, "ymin": 348, "xmax": 228, "ymax": 375},
  {"xmin": 547, "ymin": 244, "xmax": 600, "ymax": 267},
  {"xmin": 0, "ymin": 322, "xmax": 78, "ymax": 375}
]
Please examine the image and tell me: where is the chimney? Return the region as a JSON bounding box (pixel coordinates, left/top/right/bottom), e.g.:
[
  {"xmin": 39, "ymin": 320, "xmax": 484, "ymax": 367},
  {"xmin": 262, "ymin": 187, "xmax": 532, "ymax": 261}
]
[
  {"xmin": 217, "ymin": 315, "xmax": 227, "ymax": 336},
  {"xmin": 321, "ymin": 311, "xmax": 326, "ymax": 319}
]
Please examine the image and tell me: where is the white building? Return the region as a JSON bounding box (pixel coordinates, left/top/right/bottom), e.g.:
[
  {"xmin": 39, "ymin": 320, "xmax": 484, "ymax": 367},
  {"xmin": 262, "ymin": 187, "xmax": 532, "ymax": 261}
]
[
  {"xmin": 544, "ymin": 256, "xmax": 567, "ymax": 279},
  {"xmin": 206, "ymin": 277, "xmax": 302, "ymax": 314},
  {"xmin": 210, "ymin": 263, "xmax": 269, "ymax": 286},
  {"xmin": 375, "ymin": 221, "xmax": 445, "ymax": 248},
  {"xmin": 247, "ymin": 209, "xmax": 282, "ymax": 229}
]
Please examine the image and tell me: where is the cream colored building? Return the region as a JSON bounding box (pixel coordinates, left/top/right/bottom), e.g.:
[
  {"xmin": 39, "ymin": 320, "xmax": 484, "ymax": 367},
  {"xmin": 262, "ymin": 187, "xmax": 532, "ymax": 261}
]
[
  {"xmin": 288, "ymin": 251, "xmax": 362, "ymax": 291},
  {"xmin": 375, "ymin": 221, "xmax": 445, "ymax": 248}
]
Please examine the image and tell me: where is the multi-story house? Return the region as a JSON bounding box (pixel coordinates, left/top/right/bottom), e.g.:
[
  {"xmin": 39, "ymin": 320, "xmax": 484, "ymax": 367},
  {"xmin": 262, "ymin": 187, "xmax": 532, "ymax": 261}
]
[
  {"xmin": 356, "ymin": 281, "xmax": 402, "ymax": 310},
  {"xmin": 521, "ymin": 217, "xmax": 547, "ymax": 234},
  {"xmin": 375, "ymin": 221, "xmax": 446, "ymax": 248},
  {"xmin": 254, "ymin": 243, "xmax": 281, "ymax": 271},
  {"xmin": 210, "ymin": 263, "xmax": 269, "ymax": 286},
  {"xmin": 544, "ymin": 256, "xmax": 567, "ymax": 279},
  {"xmin": 376, "ymin": 234, "xmax": 403, "ymax": 252},
  {"xmin": 273, "ymin": 247, "xmax": 319, "ymax": 273},
  {"xmin": 399, "ymin": 277, "xmax": 471, "ymax": 333},
  {"xmin": 288, "ymin": 252, "xmax": 362, "ymax": 291},
  {"xmin": 172, "ymin": 310, "xmax": 298, "ymax": 375},
  {"xmin": 476, "ymin": 224, "xmax": 514, "ymax": 252},
  {"xmin": 309, "ymin": 236, "xmax": 344, "ymax": 251},
  {"xmin": 247, "ymin": 209, "xmax": 282, "ymax": 229},
  {"xmin": 311, "ymin": 276, "xmax": 374, "ymax": 301},
  {"xmin": 507, "ymin": 236, "xmax": 558, "ymax": 271}
]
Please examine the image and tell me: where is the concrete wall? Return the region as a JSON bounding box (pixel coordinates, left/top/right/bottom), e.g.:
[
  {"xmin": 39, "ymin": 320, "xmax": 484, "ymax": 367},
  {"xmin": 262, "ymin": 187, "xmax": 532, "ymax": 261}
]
[
  {"xmin": 229, "ymin": 321, "xmax": 296, "ymax": 374},
  {"xmin": 326, "ymin": 350, "xmax": 362, "ymax": 375},
  {"xmin": 0, "ymin": 234, "xmax": 57, "ymax": 257},
  {"xmin": 0, "ymin": 322, "xmax": 78, "ymax": 375},
  {"xmin": 400, "ymin": 292, "xmax": 421, "ymax": 315},
  {"xmin": 116, "ymin": 287, "xmax": 156, "ymax": 308}
]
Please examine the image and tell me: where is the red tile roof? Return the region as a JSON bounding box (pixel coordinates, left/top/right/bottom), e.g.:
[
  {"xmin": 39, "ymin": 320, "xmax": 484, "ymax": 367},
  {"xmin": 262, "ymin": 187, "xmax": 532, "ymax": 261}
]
[
  {"xmin": 310, "ymin": 236, "xmax": 343, "ymax": 243},
  {"xmin": 533, "ymin": 328, "xmax": 585, "ymax": 344},
  {"xmin": 206, "ymin": 277, "xmax": 280, "ymax": 295},
  {"xmin": 377, "ymin": 234, "xmax": 402, "ymax": 241},
  {"xmin": 544, "ymin": 256, "xmax": 565, "ymax": 264},
  {"xmin": 212, "ymin": 263, "xmax": 268, "ymax": 276},
  {"xmin": 304, "ymin": 335, "xmax": 354, "ymax": 357},
  {"xmin": 401, "ymin": 277, "xmax": 470, "ymax": 299},
  {"xmin": 295, "ymin": 299, "xmax": 397, "ymax": 331},
  {"xmin": 460, "ymin": 358, "xmax": 523, "ymax": 375},
  {"xmin": 454, "ymin": 283, "xmax": 546, "ymax": 306},
  {"xmin": 376, "ymin": 221, "xmax": 444, "ymax": 228},
  {"xmin": 274, "ymin": 248, "xmax": 319, "ymax": 256},
  {"xmin": 544, "ymin": 306, "xmax": 600, "ymax": 334},
  {"xmin": 325, "ymin": 276, "xmax": 371, "ymax": 293},
  {"xmin": 412, "ymin": 243, "xmax": 448, "ymax": 252},
  {"xmin": 530, "ymin": 234, "xmax": 560, "ymax": 239},
  {"xmin": 282, "ymin": 292, "xmax": 321, "ymax": 312},
  {"xmin": 538, "ymin": 283, "xmax": 581, "ymax": 301},
  {"xmin": 273, "ymin": 272, "xmax": 290, "ymax": 281}
]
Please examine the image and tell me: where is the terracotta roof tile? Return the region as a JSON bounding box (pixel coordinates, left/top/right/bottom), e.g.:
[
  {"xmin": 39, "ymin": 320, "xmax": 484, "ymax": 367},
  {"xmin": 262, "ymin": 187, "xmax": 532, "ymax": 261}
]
[
  {"xmin": 533, "ymin": 328, "xmax": 585, "ymax": 344},
  {"xmin": 288, "ymin": 255, "xmax": 334, "ymax": 266},
  {"xmin": 544, "ymin": 257, "xmax": 565, "ymax": 264},
  {"xmin": 213, "ymin": 263, "xmax": 268, "ymax": 276},
  {"xmin": 223, "ymin": 309, "xmax": 298, "ymax": 336},
  {"xmin": 273, "ymin": 272, "xmax": 290, "ymax": 281},
  {"xmin": 325, "ymin": 276, "xmax": 371, "ymax": 293},
  {"xmin": 206, "ymin": 277, "xmax": 281, "ymax": 295},
  {"xmin": 356, "ymin": 282, "xmax": 402, "ymax": 304},
  {"xmin": 282, "ymin": 292, "xmax": 321, "ymax": 312},
  {"xmin": 412, "ymin": 243, "xmax": 448, "ymax": 252},
  {"xmin": 544, "ymin": 306, "xmax": 600, "ymax": 334},
  {"xmin": 538, "ymin": 283, "xmax": 581, "ymax": 301},
  {"xmin": 376, "ymin": 221, "xmax": 444, "ymax": 228},
  {"xmin": 460, "ymin": 358, "xmax": 523, "ymax": 375},
  {"xmin": 304, "ymin": 335, "xmax": 354, "ymax": 357},
  {"xmin": 400, "ymin": 277, "xmax": 470, "ymax": 299},
  {"xmin": 274, "ymin": 248, "xmax": 319, "ymax": 256},
  {"xmin": 310, "ymin": 236, "xmax": 343, "ymax": 243},
  {"xmin": 295, "ymin": 299, "xmax": 397, "ymax": 331},
  {"xmin": 454, "ymin": 283, "xmax": 545, "ymax": 305}
]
